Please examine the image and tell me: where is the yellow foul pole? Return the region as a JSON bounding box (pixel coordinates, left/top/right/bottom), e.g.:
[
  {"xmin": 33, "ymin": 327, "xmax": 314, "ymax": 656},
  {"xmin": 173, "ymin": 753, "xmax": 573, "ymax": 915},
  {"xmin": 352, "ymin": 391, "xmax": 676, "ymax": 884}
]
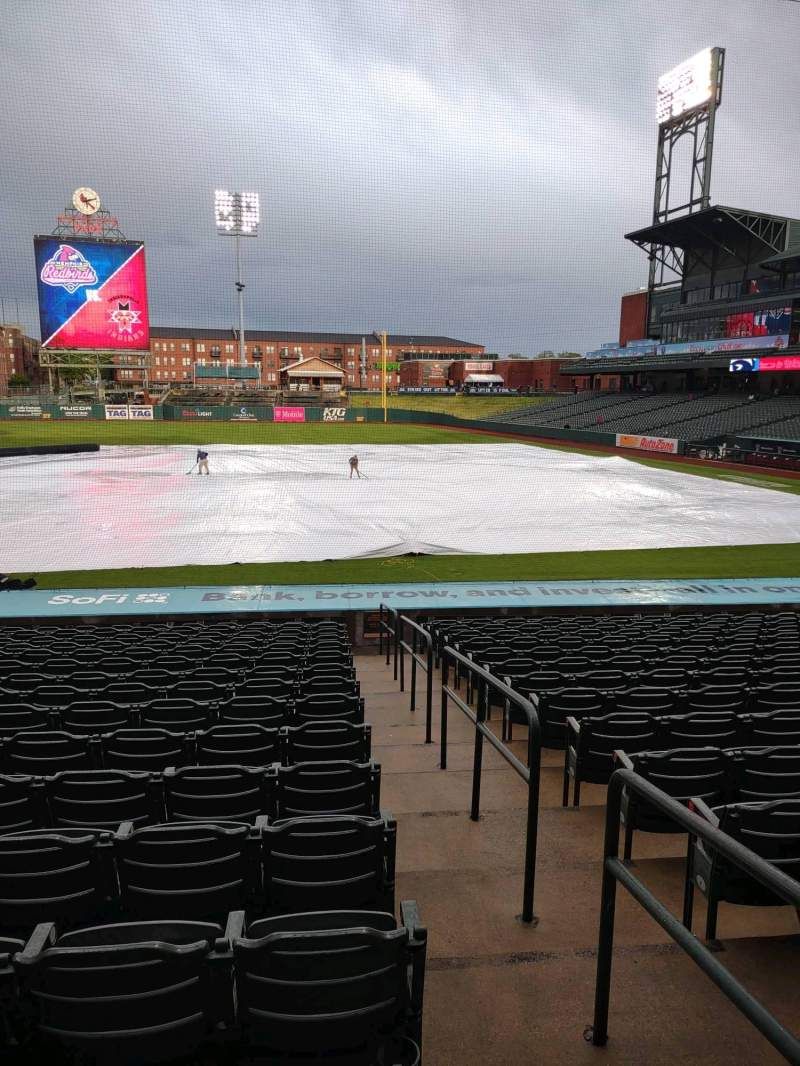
[{"xmin": 381, "ymin": 331, "xmax": 388, "ymax": 423}]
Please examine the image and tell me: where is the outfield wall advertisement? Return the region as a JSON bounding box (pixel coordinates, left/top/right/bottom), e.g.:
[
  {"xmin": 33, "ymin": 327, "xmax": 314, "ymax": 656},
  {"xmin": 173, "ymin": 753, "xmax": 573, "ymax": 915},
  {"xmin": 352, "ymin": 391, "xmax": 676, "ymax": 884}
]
[
  {"xmin": 616, "ymin": 433, "xmax": 679, "ymax": 454},
  {"xmin": 34, "ymin": 237, "xmax": 150, "ymax": 350}
]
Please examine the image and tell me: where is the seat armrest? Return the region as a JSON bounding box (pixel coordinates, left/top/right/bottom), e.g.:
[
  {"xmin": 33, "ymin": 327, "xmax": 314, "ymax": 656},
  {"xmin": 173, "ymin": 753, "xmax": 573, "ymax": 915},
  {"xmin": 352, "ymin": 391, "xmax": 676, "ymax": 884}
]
[
  {"xmin": 222, "ymin": 910, "xmax": 246, "ymax": 947},
  {"xmin": 688, "ymin": 796, "xmax": 720, "ymax": 828},
  {"xmin": 566, "ymin": 716, "xmax": 580, "ymax": 739},
  {"xmin": 613, "ymin": 749, "xmax": 635, "ymax": 770},
  {"xmin": 116, "ymin": 820, "xmax": 134, "ymax": 839},
  {"xmin": 400, "ymin": 900, "xmax": 426, "ymax": 943},
  {"xmin": 16, "ymin": 922, "xmax": 56, "ymax": 965}
]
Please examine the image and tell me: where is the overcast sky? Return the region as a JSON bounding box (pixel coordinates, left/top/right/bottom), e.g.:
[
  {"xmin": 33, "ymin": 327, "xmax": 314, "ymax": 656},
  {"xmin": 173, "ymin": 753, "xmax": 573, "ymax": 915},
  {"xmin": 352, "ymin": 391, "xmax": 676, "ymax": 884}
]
[{"xmin": 2, "ymin": 0, "xmax": 799, "ymax": 354}]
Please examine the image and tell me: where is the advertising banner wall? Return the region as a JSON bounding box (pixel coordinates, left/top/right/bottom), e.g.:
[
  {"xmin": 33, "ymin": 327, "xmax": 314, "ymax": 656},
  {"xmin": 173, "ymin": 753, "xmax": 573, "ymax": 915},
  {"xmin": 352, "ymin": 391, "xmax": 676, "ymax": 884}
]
[
  {"xmin": 34, "ymin": 237, "xmax": 150, "ymax": 350},
  {"xmin": 274, "ymin": 406, "xmax": 306, "ymax": 423},
  {"xmin": 7, "ymin": 404, "xmax": 43, "ymax": 418},
  {"xmin": 128, "ymin": 405, "xmax": 154, "ymax": 420},
  {"xmin": 58, "ymin": 404, "xmax": 95, "ymax": 419},
  {"xmin": 104, "ymin": 405, "xmax": 129, "ymax": 420},
  {"xmin": 323, "ymin": 407, "xmax": 347, "ymax": 421},
  {"xmin": 616, "ymin": 433, "xmax": 679, "ymax": 454}
]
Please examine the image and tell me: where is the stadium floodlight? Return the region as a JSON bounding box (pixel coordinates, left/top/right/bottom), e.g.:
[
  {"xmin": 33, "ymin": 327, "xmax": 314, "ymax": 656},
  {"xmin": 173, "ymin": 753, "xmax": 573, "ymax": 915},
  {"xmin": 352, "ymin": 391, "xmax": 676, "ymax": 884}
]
[
  {"xmin": 656, "ymin": 48, "xmax": 718, "ymax": 125},
  {"xmin": 214, "ymin": 190, "xmax": 260, "ymax": 367}
]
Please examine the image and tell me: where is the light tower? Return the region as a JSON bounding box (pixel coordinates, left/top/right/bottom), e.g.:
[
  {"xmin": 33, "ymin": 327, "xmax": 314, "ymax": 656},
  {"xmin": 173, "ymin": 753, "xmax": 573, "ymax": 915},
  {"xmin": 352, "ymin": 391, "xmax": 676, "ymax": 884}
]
[{"xmin": 213, "ymin": 190, "xmax": 260, "ymax": 366}]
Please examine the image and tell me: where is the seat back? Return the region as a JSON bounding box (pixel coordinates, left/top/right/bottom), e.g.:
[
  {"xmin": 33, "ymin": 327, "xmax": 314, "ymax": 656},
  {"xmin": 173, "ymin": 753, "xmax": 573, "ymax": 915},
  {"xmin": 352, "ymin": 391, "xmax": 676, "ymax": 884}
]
[
  {"xmin": 100, "ymin": 729, "xmax": 190, "ymax": 772},
  {"xmin": 234, "ymin": 915, "xmax": 413, "ymax": 1057},
  {"xmin": 139, "ymin": 699, "xmax": 212, "ymax": 732},
  {"xmin": 293, "ymin": 693, "xmax": 364, "ymax": 725},
  {"xmin": 60, "ymin": 701, "xmax": 130, "ymax": 735},
  {"xmin": 273, "ymin": 761, "xmax": 380, "ymax": 819},
  {"xmin": 716, "ymin": 798, "xmax": 800, "ymax": 882},
  {"xmin": 0, "ymin": 774, "xmax": 43, "ymax": 834},
  {"xmin": 748, "ymin": 709, "xmax": 800, "ymax": 747},
  {"xmin": 218, "ymin": 696, "xmax": 290, "ymax": 728},
  {"xmin": 15, "ymin": 920, "xmax": 229, "ymax": 1063},
  {"xmin": 163, "ymin": 765, "xmax": 273, "ymax": 823},
  {"xmin": 284, "ymin": 721, "xmax": 371, "ymax": 764},
  {"xmin": 0, "ymin": 705, "xmax": 52, "ymax": 738},
  {"xmin": 115, "ymin": 821, "xmax": 256, "ymax": 919},
  {"xmin": 574, "ymin": 713, "xmax": 658, "ymax": 780},
  {"xmin": 0, "ymin": 829, "xmax": 111, "ymax": 932},
  {"xmin": 263, "ymin": 815, "xmax": 395, "ymax": 913},
  {"xmin": 731, "ymin": 745, "xmax": 800, "ymax": 802},
  {"xmin": 626, "ymin": 747, "xmax": 729, "ymax": 808},
  {"xmin": 0, "ymin": 731, "xmax": 95, "ymax": 775},
  {"xmin": 45, "ymin": 770, "xmax": 160, "ymax": 830},
  {"xmin": 195, "ymin": 724, "xmax": 281, "ymax": 766}
]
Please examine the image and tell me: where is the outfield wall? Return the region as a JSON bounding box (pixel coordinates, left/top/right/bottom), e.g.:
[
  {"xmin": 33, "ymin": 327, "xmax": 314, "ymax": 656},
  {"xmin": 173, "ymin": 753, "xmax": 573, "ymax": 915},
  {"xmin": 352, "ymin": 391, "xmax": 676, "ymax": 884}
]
[{"xmin": 0, "ymin": 401, "xmax": 671, "ymax": 452}]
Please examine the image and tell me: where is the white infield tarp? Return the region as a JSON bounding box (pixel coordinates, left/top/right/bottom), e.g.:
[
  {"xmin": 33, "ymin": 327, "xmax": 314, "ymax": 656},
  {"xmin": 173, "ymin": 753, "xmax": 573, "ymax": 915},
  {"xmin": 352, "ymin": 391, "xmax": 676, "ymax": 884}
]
[{"xmin": 1, "ymin": 443, "xmax": 799, "ymax": 572}]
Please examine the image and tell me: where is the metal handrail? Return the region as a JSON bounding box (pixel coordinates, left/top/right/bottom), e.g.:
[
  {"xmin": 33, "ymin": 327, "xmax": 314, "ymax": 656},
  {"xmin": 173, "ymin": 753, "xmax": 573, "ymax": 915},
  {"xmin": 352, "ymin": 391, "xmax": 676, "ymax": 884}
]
[
  {"xmin": 378, "ymin": 604, "xmax": 400, "ymax": 680},
  {"xmin": 398, "ymin": 615, "xmax": 434, "ymax": 744},
  {"xmin": 590, "ymin": 766, "xmax": 800, "ymax": 1062},
  {"xmin": 440, "ymin": 645, "xmax": 542, "ymax": 925}
]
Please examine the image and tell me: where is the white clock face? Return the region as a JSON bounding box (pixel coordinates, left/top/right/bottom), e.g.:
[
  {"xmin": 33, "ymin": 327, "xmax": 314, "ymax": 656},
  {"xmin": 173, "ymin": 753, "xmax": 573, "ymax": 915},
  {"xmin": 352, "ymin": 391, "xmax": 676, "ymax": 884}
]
[{"xmin": 73, "ymin": 187, "xmax": 101, "ymax": 215}]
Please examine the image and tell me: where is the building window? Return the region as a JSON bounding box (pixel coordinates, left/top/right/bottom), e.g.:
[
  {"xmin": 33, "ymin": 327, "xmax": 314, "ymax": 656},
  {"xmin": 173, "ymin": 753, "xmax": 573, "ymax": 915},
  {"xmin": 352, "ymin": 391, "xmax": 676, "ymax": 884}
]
[
  {"xmin": 169, "ymin": 343, "xmax": 175, "ymax": 350},
  {"xmin": 226, "ymin": 358, "xmax": 234, "ymax": 366},
  {"xmin": 180, "ymin": 343, "xmax": 190, "ymax": 351},
  {"xmin": 225, "ymin": 344, "xmax": 234, "ymax": 353},
  {"xmin": 170, "ymin": 357, "xmax": 176, "ymax": 365},
  {"xmin": 181, "ymin": 358, "xmax": 191, "ymax": 367},
  {"xmin": 267, "ymin": 346, "xmax": 274, "ymax": 353},
  {"xmin": 293, "ymin": 346, "xmax": 302, "ymax": 354},
  {"xmin": 210, "ymin": 347, "xmax": 221, "ymax": 358},
  {"xmin": 197, "ymin": 344, "xmax": 205, "ymax": 353}
]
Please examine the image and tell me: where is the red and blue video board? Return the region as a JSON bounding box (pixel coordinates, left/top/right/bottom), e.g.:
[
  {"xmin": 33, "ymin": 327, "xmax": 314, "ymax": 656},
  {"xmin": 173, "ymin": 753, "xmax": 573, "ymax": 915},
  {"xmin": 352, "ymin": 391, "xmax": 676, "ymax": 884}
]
[{"xmin": 34, "ymin": 237, "xmax": 150, "ymax": 350}]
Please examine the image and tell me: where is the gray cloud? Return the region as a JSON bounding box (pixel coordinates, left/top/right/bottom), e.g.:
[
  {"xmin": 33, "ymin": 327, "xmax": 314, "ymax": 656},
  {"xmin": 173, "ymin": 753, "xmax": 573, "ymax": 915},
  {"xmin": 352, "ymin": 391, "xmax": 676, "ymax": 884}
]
[{"xmin": 1, "ymin": 0, "xmax": 798, "ymax": 353}]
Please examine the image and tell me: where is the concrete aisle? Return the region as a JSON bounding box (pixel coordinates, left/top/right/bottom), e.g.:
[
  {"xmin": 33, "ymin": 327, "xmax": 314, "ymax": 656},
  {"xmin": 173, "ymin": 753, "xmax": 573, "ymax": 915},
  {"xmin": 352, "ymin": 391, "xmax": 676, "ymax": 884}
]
[{"xmin": 356, "ymin": 652, "xmax": 800, "ymax": 1065}]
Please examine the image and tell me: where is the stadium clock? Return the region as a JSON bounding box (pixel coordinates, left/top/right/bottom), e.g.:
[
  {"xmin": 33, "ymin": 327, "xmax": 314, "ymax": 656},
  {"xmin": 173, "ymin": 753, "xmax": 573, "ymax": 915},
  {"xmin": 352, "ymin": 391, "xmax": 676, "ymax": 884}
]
[{"xmin": 72, "ymin": 188, "xmax": 101, "ymax": 215}]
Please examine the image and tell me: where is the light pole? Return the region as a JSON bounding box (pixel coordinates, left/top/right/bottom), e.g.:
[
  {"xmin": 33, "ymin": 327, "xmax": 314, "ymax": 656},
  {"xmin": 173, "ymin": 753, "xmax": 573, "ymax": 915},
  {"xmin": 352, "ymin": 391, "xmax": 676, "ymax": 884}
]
[{"xmin": 214, "ymin": 190, "xmax": 260, "ymax": 368}]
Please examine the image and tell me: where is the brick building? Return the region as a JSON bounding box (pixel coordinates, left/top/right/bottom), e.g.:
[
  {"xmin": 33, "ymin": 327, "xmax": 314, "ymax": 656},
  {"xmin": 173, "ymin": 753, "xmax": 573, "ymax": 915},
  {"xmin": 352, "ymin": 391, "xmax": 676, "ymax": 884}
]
[
  {"xmin": 133, "ymin": 329, "xmax": 484, "ymax": 391},
  {"xmin": 0, "ymin": 326, "xmax": 40, "ymax": 392}
]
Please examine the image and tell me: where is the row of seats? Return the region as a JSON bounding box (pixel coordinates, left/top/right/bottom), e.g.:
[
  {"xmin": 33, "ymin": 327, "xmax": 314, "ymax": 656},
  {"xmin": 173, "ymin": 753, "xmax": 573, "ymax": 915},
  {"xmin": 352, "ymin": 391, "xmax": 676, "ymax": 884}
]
[
  {"xmin": 1, "ymin": 906, "xmax": 426, "ymax": 1065},
  {"xmin": 0, "ymin": 760, "xmax": 381, "ymax": 833},
  {"xmin": 0, "ymin": 813, "xmax": 397, "ymax": 932},
  {"xmin": 0, "ymin": 720, "xmax": 370, "ymax": 774},
  {"xmin": 0, "ymin": 690, "xmax": 363, "ymax": 734},
  {"xmin": 614, "ymin": 745, "xmax": 800, "ymax": 858},
  {"xmin": 520, "ymin": 683, "xmax": 800, "ymax": 748},
  {"xmin": 563, "ymin": 712, "xmax": 800, "ymax": 806}
]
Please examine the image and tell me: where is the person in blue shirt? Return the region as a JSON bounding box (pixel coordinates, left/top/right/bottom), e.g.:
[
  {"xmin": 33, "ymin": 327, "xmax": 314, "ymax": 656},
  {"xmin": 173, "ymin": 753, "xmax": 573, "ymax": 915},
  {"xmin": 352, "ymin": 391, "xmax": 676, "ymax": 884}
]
[{"xmin": 196, "ymin": 449, "xmax": 209, "ymax": 475}]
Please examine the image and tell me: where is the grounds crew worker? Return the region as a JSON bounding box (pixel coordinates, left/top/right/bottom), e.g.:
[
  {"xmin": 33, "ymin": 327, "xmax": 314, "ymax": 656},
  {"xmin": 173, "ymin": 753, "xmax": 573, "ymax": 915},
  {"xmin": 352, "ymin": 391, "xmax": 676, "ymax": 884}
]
[
  {"xmin": 196, "ymin": 448, "xmax": 210, "ymax": 475},
  {"xmin": 349, "ymin": 454, "xmax": 363, "ymax": 479}
]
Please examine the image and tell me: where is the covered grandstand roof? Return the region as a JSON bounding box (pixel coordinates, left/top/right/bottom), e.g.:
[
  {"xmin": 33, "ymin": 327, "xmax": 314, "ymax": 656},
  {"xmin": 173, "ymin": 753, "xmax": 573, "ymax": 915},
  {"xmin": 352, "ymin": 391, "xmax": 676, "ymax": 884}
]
[
  {"xmin": 625, "ymin": 206, "xmax": 800, "ymax": 259},
  {"xmin": 150, "ymin": 327, "xmax": 481, "ymax": 347}
]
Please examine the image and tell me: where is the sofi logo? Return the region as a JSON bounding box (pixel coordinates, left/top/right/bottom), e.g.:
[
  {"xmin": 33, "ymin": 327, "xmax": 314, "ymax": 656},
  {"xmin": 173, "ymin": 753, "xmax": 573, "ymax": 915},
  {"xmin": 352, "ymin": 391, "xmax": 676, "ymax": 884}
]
[{"xmin": 40, "ymin": 244, "xmax": 98, "ymax": 293}]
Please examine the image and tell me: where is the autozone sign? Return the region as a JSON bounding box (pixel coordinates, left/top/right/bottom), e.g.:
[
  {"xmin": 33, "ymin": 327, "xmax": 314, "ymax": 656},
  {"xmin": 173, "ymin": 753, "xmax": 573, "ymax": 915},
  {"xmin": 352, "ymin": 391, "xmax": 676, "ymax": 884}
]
[
  {"xmin": 616, "ymin": 433, "xmax": 679, "ymax": 454},
  {"xmin": 323, "ymin": 407, "xmax": 347, "ymax": 422}
]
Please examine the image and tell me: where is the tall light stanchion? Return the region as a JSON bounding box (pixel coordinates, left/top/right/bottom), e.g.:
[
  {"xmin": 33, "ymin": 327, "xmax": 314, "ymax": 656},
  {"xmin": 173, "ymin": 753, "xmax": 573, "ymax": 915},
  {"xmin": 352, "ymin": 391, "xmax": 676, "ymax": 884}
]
[
  {"xmin": 381, "ymin": 331, "xmax": 388, "ymax": 424},
  {"xmin": 214, "ymin": 190, "xmax": 260, "ymax": 368}
]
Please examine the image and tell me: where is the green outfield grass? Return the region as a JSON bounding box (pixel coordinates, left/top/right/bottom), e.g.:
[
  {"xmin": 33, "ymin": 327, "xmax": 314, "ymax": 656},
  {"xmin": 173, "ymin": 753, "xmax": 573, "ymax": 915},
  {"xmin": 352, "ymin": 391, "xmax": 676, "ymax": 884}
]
[
  {"xmin": 0, "ymin": 420, "xmax": 517, "ymax": 447},
  {"xmin": 351, "ymin": 394, "xmax": 550, "ymax": 418},
  {"xmin": 23, "ymin": 543, "xmax": 800, "ymax": 589}
]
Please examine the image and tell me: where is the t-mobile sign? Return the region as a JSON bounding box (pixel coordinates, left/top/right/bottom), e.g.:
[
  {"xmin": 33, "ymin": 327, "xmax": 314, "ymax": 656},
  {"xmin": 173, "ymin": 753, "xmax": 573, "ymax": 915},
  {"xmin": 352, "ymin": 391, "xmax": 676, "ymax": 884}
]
[{"xmin": 273, "ymin": 406, "xmax": 306, "ymax": 422}]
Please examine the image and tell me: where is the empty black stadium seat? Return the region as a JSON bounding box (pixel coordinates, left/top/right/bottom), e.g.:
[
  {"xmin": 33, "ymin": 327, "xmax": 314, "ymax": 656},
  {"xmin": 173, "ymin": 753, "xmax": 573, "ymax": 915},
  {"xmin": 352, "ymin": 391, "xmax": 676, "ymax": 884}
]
[
  {"xmin": 195, "ymin": 724, "xmax": 281, "ymax": 766},
  {"xmin": 0, "ymin": 731, "xmax": 95, "ymax": 775},
  {"xmin": 284, "ymin": 720, "xmax": 372, "ymax": 764},
  {"xmin": 271, "ymin": 760, "xmax": 381, "ymax": 819},
  {"xmin": 0, "ymin": 828, "xmax": 114, "ymax": 934},
  {"xmin": 231, "ymin": 903, "xmax": 425, "ymax": 1063},
  {"xmin": 60, "ymin": 700, "xmax": 131, "ymax": 735},
  {"xmin": 218, "ymin": 695, "xmax": 290, "ymax": 728},
  {"xmin": 14, "ymin": 917, "xmax": 236, "ymax": 1063},
  {"xmin": 262, "ymin": 813, "xmax": 396, "ymax": 914},
  {"xmin": 139, "ymin": 698, "xmax": 212, "ymax": 732},
  {"xmin": 684, "ymin": 798, "xmax": 800, "ymax": 940},
  {"xmin": 748, "ymin": 709, "xmax": 800, "ymax": 746},
  {"xmin": 294, "ymin": 692, "xmax": 365, "ymax": 724},
  {"xmin": 0, "ymin": 774, "xmax": 44, "ymax": 834},
  {"xmin": 529, "ymin": 688, "xmax": 605, "ymax": 748},
  {"xmin": 617, "ymin": 748, "xmax": 730, "ymax": 861},
  {"xmin": 99, "ymin": 728, "xmax": 190, "ymax": 772},
  {"xmin": 44, "ymin": 770, "xmax": 161, "ymax": 830},
  {"xmin": 563, "ymin": 713, "xmax": 659, "ymax": 807},
  {"xmin": 729, "ymin": 745, "xmax": 800, "ymax": 802},
  {"xmin": 163, "ymin": 764, "xmax": 273, "ymax": 824},
  {"xmin": 0, "ymin": 704, "xmax": 53, "ymax": 738},
  {"xmin": 115, "ymin": 820, "xmax": 261, "ymax": 919}
]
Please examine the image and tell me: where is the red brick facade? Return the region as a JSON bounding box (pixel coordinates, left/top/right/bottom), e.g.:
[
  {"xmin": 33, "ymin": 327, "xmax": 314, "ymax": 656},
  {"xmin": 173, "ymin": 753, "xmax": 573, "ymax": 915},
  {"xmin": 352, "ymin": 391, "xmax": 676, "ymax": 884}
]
[
  {"xmin": 123, "ymin": 330, "xmax": 485, "ymax": 391},
  {"xmin": 619, "ymin": 290, "xmax": 649, "ymax": 347},
  {"xmin": 0, "ymin": 326, "xmax": 40, "ymax": 391}
]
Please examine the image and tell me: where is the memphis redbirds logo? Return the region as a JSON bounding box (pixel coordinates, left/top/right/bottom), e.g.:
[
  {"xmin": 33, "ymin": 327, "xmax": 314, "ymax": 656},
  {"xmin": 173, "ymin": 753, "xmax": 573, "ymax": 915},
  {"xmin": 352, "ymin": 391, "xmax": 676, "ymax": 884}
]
[
  {"xmin": 39, "ymin": 244, "xmax": 98, "ymax": 294},
  {"xmin": 109, "ymin": 298, "xmax": 142, "ymax": 335}
]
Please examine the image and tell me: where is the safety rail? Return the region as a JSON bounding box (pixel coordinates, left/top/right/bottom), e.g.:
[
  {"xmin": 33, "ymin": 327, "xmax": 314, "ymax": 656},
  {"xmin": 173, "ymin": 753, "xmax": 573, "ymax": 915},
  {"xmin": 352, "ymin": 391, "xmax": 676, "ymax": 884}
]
[
  {"xmin": 378, "ymin": 604, "xmax": 399, "ymax": 680},
  {"xmin": 378, "ymin": 607, "xmax": 434, "ymax": 743},
  {"xmin": 589, "ymin": 767, "xmax": 800, "ymax": 1062},
  {"xmin": 440, "ymin": 645, "xmax": 542, "ymax": 925}
]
